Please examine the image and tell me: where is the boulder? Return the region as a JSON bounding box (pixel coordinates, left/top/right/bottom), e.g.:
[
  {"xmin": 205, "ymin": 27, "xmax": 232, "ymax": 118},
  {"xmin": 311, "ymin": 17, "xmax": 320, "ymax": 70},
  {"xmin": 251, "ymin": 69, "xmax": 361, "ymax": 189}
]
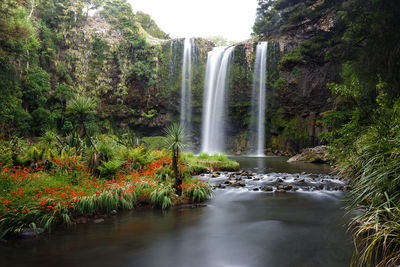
[
  {"xmin": 263, "ymin": 186, "xmax": 273, "ymax": 191},
  {"xmin": 93, "ymin": 218, "xmax": 105, "ymax": 224},
  {"xmin": 18, "ymin": 228, "xmax": 44, "ymax": 239},
  {"xmin": 287, "ymin": 146, "xmax": 330, "ymax": 163},
  {"xmin": 283, "ymin": 184, "xmax": 293, "ymax": 191}
]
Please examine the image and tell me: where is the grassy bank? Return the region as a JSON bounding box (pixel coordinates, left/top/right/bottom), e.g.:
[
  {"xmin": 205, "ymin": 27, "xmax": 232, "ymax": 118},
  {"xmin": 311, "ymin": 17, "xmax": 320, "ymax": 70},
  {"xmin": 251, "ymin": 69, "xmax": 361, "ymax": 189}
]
[
  {"xmin": 329, "ymin": 104, "xmax": 400, "ymax": 267},
  {"xmin": 0, "ymin": 135, "xmax": 213, "ymax": 239},
  {"xmin": 184, "ymin": 153, "xmax": 240, "ymax": 174}
]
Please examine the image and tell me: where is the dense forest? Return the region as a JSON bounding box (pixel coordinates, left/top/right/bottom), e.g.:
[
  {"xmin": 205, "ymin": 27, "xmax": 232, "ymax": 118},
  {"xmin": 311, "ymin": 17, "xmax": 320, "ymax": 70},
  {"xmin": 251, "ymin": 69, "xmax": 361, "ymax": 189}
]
[
  {"xmin": 1, "ymin": 0, "xmax": 400, "ymax": 265},
  {"xmin": 253, "ymin": 0, "xmax": 400, "ymax": 265}
]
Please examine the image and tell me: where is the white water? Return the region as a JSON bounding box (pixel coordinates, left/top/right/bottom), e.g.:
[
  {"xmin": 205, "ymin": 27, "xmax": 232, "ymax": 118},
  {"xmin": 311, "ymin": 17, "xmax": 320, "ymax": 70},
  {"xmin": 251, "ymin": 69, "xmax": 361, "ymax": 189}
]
[
  {"xmin": 201, "ymin": 46, "xmax": 235, "ymax": 154},
  {"xmin": 250, "ymin": 42, "xmax": 268, "ymax": 156},
  {"xmin": 180, "ymin": 38, "xmax": 193, "ymax": 138}
]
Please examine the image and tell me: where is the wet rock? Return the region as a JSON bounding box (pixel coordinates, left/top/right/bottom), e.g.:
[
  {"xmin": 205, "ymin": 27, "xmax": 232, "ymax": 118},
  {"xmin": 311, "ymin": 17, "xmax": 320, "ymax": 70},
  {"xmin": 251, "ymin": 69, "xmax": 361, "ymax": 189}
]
[
  {"xmin": 263, "ymin": 186, "xmax": 273, "ymax": 191},
  {"xmin": 275, "ymin": 189, "xmax": 286, "ymax": 193},
  {"xmin": 237, "ymin": 182, "xmax": 246, "ymax": 187},
  {"xmin": 93, "ymin": 218, "xmax": 105, "ymax": 224},
  {"xmin": 292, "ymin": 187, "xmax": 299, "ymax": 191},
  {"xmin": 75, "ymin": 217, "xmax": 88, "ymax": 224},
  {"xmin": 110, "ymin": 210, "xmax": 117, "ymax": 216},
  {"xmin": 253, "ymin": 178, "xmax": 260, "ymax": 181},
  {"xmin": 283, "ymin": 184, "xmax": 293, "ymax": 191},
  {"xmin": 275, "ymin": 178, "xmax": 284, "ymax": 183},
  {"xmin": 235, "ymin": 177, "xmax": 242, "ymax": 181},
  {"xmin": 287, "ymin": 146, "xmax": 330, "ymax": 163},
  {"xmin": 316, "ymin": 184, "xmax": 324, "ymax": 190},
  {"xmin": 224, "ymin": 180, "xmax": 231, "ymax": 185},
  {"xmin": 18, "ymin": 228, "xmax": 44, "ymax": 239},
  {"xmin": 297, "ymin": 178, "xmax": 305, "ymax": 183},
  {"xmin": 253, "ymin": 188, "xmax": 260, "ymax": 191},
  {"xmin": 211, "ymin": 173, "xmax": 219, "ymax": 178}
]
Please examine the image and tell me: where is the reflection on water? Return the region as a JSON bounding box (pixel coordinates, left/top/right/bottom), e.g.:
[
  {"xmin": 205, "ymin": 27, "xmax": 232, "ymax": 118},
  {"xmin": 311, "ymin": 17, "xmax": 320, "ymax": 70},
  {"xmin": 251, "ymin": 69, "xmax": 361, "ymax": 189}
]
[
  {"xmin": 229, "ymin": 156, "xmax": 332, "ymax": 174},
  {"xmin": 0, "ymin": 157, "xmax": 352, "ymax": 267}
]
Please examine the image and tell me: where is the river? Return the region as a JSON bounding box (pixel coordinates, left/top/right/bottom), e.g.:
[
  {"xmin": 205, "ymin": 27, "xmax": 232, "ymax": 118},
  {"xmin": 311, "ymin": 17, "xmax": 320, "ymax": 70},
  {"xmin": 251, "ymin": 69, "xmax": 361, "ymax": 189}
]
[{"xmin": 0, "ymin": 157, "xmax": 353, "ymax": 267}]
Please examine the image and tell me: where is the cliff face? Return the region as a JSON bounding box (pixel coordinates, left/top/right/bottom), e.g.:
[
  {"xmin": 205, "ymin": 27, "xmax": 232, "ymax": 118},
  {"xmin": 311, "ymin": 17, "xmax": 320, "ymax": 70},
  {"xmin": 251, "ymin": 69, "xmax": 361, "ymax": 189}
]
[
  {"xmin": 44, "ymin": 10, "xmax": 214, "ymax": 136},
  {"xmin": 262, "ymin": 7, "xmax": 340, "ymax": 154},
  {"xmin": 26, "ymin": 1, "xmax": 338, "ymax": 154}
]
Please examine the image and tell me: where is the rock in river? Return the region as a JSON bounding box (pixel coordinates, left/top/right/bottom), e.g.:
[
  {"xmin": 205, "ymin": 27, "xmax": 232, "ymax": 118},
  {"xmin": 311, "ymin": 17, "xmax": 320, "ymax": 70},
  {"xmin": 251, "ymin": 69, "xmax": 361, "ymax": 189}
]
[
  {"xmin": 18, "ymin": 228, "xmax": 44, "ymax": 239},
  {"xmin": 263, "ymin": 186, "xmax": 273, "ymax": 192},
  {"xmin": 287, "ymin": 146, "xmax": 330, "ymax": 163}
]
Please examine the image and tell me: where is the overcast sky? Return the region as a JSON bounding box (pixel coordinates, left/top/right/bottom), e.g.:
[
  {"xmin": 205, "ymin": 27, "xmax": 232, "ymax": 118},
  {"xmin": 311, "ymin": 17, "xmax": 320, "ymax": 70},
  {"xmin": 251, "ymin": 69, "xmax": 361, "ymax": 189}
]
[{"xmin": 128, "ymin": 0, "xmax": 259, "ymax": 42}]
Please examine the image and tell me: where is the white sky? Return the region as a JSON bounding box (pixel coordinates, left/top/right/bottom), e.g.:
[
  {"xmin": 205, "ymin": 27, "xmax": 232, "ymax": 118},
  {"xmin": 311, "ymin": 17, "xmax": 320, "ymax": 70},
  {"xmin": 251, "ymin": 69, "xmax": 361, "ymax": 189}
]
[{"xmin": 128, "ymin": 0, "xmax": 259, "ymax": 42}]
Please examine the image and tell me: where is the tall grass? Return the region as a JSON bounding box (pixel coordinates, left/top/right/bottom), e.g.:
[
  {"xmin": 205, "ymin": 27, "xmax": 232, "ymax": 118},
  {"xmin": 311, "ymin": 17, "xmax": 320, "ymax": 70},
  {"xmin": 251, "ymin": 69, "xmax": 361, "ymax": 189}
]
[
  {"xmin": 184, "ymin": 153, "xmax": 239, "ymax": 173},
  {"xmin": 337, "ymin": 104, "xmax": 400, "ymax": 266}
]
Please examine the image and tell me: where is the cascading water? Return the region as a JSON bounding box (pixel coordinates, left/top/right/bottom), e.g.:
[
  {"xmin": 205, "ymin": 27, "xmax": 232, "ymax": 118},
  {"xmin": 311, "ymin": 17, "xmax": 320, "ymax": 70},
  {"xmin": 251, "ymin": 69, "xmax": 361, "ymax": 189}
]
[
  {"xmin": 201, "ymin": 46, "xmax": 235, "ymax": 154},
  {"xmin": 249, "ymin": 42, "xmax": 268, "ymax": 156},
  {"xmin": 180, "ymin": 38, "xmax": 193, "ymax": 138}
]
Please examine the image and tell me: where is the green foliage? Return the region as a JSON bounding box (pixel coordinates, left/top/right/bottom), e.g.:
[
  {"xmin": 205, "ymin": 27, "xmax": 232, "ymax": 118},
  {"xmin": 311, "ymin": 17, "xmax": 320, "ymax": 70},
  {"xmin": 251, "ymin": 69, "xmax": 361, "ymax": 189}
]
[
  {"xmin": 135, "ymin": 11, "xmax": 169, "ymax": 39},
  {"xmin": 22, "ymin": 66, "xmax": 51, "ymax": 112},
  {"xmin": 207, "ymin": 36, "xmax": 234, "ymax": 46},
  {"xmin": 332, "ymin": 100, "xmax": 400, "ymax": 267},
  {"xmin": 279, "ymin": 47, "xmax": 303, "ymax": 70},
  {"xmin": 128, "ymin": 61, "xmax": 158, "ymax": 87},
  {"xmin": 141, "ymin": 109, "xmax": 157, "ymax": 119},
  {"xmin": 150, "ymin": 185, "xmax": 174, "ymax": 209},
  {"xmin": 182, "ymin": 179, "xmax": 214, "ymax": 203},
  {"xmin": 184, "ymin": 153, "xmax": 240, "ymax": 173},
  {"xmin": 0, "ymin": 140, "xmax": 13, "ymax": 166},
  {"xmin": 98, "ymin": 159, "xmax": 124, "ymax": 179},
  {"xmin": 163, "ymin": 123, "xmax": 188, "ymax": 195},
  {"xmin": 31, "ymin": 107, "xmax": 54, "ymax": 135},
  {"xmin": 141, "ymin": 136, "xmax": 164, "ymax": 150}
]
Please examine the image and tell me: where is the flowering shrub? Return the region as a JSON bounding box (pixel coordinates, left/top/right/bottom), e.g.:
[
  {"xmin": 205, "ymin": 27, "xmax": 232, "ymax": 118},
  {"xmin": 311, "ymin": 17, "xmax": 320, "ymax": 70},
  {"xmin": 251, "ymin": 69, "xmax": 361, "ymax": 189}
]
[
  {"xmin": 181, "ymin": 178, "xmax": 214, "ymax": 202},
  {"xmin": 0, "ymin": 153, "xmax": 213, "ymax": 239}
]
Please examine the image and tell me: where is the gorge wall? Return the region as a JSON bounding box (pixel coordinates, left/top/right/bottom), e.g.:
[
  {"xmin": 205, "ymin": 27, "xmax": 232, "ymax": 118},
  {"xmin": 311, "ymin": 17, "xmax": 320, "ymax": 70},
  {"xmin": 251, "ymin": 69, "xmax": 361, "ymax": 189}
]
[{"xmin": 2, "ymin": 0, "xmax": 340, "ymax": 155}]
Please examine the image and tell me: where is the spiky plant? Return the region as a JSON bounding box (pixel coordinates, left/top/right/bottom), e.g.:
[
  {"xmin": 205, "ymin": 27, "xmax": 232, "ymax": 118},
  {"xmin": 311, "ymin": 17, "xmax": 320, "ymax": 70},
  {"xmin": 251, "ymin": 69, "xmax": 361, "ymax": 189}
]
[
  {"xmin": 66, "ymin": 95, "xmax": 97, "ymax": 151},
  {"xmin": 163, "ymin": 123, "xmax": 188, "ymax": 195}
]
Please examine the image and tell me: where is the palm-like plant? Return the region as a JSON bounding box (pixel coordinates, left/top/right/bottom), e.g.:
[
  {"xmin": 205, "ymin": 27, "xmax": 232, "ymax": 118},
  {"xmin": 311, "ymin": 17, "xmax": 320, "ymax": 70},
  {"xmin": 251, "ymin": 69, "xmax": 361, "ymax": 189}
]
[
  {"xmin": 66, "ymin": 95, "xmax": 96, "ymax": 134},
  {"xmin": 66, "ymin": 95, "xmax": 97, "ymax": 151},
  {"xmin": 163, "ymin": 123, "xmax": 188, "ymax": 195}
]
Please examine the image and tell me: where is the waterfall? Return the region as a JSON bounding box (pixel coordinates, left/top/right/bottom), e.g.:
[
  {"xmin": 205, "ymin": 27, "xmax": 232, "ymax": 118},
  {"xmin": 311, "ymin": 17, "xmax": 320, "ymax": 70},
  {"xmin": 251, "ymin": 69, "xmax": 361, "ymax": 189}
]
[
  {"xmin": 250, "ymin": 42, "xmax": 268, "ymax": 156},
  {"xmin": 201, "ymin": 46, "xmax": 235, "ymax": 154},
  {"xmin": 180, "ymin": 38, "xmax": 193, "ymax": 138}
]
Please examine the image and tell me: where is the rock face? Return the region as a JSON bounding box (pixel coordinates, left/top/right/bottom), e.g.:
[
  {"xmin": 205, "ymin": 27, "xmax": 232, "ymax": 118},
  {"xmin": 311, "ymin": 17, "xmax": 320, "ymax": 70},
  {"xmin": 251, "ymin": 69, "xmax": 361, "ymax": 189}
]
[{"xmin": 287, "ymin": 146, "xmax": 330, "ymax": 163}]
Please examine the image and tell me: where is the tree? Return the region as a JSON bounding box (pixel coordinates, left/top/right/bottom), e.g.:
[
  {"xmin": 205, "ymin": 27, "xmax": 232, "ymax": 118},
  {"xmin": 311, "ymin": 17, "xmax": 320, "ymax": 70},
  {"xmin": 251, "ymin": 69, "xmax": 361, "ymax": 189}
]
[
  {"xmin": 66, "ymin": 95, "xmax": 96, "ymax": 140},
  {"xmin": 207, "ymin": 36, "xmax": 233, "ymax": 46},
  {"xmin": 135, "ymin": 11, "xmax": 169, "ymax": 39},
  {"xmin": 163, "ymin": 123, "xmax": 188, "ymax": 196}
]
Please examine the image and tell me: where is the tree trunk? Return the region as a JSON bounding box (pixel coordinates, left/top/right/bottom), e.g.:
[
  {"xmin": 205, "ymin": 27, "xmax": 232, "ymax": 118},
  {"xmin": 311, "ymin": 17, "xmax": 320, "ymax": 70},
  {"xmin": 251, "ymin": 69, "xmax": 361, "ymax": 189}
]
[{"xmin": 174, "ymin": 148, "xmax": 182, "ymax": 196}]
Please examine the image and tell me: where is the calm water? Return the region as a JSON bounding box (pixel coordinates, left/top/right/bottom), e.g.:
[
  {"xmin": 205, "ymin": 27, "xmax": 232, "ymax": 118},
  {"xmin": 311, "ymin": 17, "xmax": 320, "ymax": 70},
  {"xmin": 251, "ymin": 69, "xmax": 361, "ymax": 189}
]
[{"xmin": 0, "ymin": 157, "xmax": 353, "ymax": 267}]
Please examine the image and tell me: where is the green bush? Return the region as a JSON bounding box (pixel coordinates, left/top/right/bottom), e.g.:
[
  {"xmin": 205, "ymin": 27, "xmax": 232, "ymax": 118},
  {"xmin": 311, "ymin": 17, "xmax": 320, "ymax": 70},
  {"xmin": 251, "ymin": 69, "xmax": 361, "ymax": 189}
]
[
  {"xmin": 98, "ymin": 159, "xmax": 124, "ymax": 179},
  {"xmin": 184, "ymin": 153, "xmax": 239, "ymax": 173},
  {"xmin": 142, "ymin": 136, "xmax": 165, "ymax": 150}
]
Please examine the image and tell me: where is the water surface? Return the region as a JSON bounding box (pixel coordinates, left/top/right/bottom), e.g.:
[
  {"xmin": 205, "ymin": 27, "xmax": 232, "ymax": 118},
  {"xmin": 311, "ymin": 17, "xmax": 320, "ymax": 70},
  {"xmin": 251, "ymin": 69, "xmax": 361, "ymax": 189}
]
[{"xmin": 0, "ymin": 157, "xmax": 353, "ymax": 267}]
